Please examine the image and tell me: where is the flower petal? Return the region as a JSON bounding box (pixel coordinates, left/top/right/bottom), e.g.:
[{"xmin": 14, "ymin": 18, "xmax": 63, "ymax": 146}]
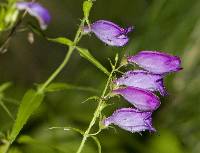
[
  {"xmin": 104, "ymin": 108, "xmax": 155, "ymax": 133},
  {"xmin": 127, "ymin": 51, "xmax": 182, "ymax": 74},
  {"xmin": 113, "ymin": 87, "xmax": 160, "ymax": 111},
  {"xmin": 16, "ymin": 2, "xmax": 51, "ymax": 30},
  {"xmin": 83, "ymin": 20, "xmax": 134, "ymax": 46},
  {"xmin": 114, "ymin": 70, "xmax": 167, "ymax": 96}
]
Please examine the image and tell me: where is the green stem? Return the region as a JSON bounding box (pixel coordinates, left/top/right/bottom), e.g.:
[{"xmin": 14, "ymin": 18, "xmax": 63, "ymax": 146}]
[
  {"xmin": 2, "ymin": 18, "xmax": 86, "ymax": 153},
  {"xmin": 76, "ymin": 68, "xmax": 115, "ymax": 153},
  {"xmin": 38, "ymin": 18, "xmax": 86, "ymax": 93}
]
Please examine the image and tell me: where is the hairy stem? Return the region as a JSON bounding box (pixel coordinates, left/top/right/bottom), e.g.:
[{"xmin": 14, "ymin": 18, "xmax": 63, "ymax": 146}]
[{"xmin": 76, "ymin": 68, "xmax": 115, "ymax": 153}]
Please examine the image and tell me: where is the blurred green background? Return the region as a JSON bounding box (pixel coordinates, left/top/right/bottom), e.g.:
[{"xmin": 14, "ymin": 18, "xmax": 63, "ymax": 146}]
[{"xmin": 0, "ymin": 0, "xmax": 200, "ymax": 153}]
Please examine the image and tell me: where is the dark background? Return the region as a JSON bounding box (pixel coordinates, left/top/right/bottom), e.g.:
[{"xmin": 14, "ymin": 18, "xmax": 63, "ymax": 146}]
[{"xmin": 0, "ymin": 0, "xmax": 200, "ymax": 153}]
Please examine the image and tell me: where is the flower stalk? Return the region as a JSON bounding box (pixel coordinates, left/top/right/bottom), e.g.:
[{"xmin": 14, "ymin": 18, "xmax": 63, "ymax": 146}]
[
  {"xmin": 76, "ymin": 64, "xmax": 116, "ymax": 153},
  {"xmin": 38, "ymin": 18, "xmax": 86, "ymax": 93},
  {"xmin": 3, "ymin": 18, "xmax": 86, "ymax": 153}
]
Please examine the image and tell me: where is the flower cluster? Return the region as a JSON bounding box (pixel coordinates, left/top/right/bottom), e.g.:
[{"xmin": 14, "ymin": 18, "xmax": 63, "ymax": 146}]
[
  {"xmin": 103, "ymin": 51, "xmax": 182, "ymax": 133},
  {"xmin": 14, "ymin": 1, "xmax": 183, "ymax": 134},
  {"xmin": 83, "ymin": 19, "xmax": 182, "ymax": 133}
]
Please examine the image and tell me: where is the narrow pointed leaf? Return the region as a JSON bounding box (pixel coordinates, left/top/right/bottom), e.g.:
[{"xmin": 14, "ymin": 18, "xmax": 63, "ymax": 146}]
[
  {"xmin": 9, "ymin": 89, "xmax": 44, "ymax": 142},
  {"xmin": 76, "ymin": 47, "xmax": 110, "ymax": 76},
  {"xmin": 45, "ymin": 82, "xmax": 98, "ymax": 93},
  {"xmin": 0, "ymin": 100, "xmax": 14, "ymax": 120},
  {"xmin": 0, "ymin": 82, "xmax": 12, "ymax": 92},
  {"xmin": 48, "ymin": 37, "xmax": 73, "ymax": 46},
  {"xmin": 83, "ymin": 0, "xmax": 93, "ymax": 25}
]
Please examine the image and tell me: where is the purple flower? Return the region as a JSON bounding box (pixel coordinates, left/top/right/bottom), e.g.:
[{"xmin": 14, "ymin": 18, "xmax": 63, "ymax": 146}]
[
  {"xmin": 127, "ymin": 51, "xmax": 182, "ymax": 74},
  {"xmin": 83, "ymin": 20, "xmax": 133, "ymax": 46},
  {"xmin": 114, "ymin": 70, "xmax": 167, "ymax": 96},
  {"xmin": 16, "ymin": 2, "xmax": 51, "ymax": 30},
  {"xmin": 113, "ymin": 87, "xmax": 160, "ymax": 111},
  {"xmin": 103, "ymin": 108, "xmax": 155, "ymax": 133}
]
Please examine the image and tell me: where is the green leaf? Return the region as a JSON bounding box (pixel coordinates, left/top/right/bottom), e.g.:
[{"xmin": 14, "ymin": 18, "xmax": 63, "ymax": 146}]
[
  {"xmin": 83, "ymin": 1, "xmax": 93, "ymax": 25},
  {"xmin": 83, "ymin": 1, "xmax": 93, "ymax": 19},
  {"xmin": 49, "ymin": 126, "xmax": 84, "ymax": 135},
  {"xmin": 76, "ymin": 47, "xmax": 110, "ymax": 76},
  {"xmin": 48, "ymin": 37, "xmax": 73, "ymax": 46},
  {"xmin": 0, "ymin": 82, "xmax": 12, "ymax": 93},
  {"xmin": 45, "ymin": 82, "xmax": 98, "ymax": 93},
  {"xmin": 0, "ymin": 139, "xmax": 10, "ymax": 153},
  {"xmin": 9, "ymin": 89, "xmax": 44, "ymax": 142},
  {"xmin": 81, "ymin": 96, "xmax": 99, "ymax": 103},
  {"xmin": 0, "ymin": 100, "xmax": 14, "ymax": 120}
]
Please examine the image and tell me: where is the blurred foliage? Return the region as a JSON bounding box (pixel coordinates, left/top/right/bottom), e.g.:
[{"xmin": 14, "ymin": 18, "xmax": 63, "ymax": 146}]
[
  {"xmin": 0, "ymin": 0, "xmax": 200, "ymax": 153},
  {"xmin": 0, "ymin": 0, "xmax": 18, "ymax": 32}
]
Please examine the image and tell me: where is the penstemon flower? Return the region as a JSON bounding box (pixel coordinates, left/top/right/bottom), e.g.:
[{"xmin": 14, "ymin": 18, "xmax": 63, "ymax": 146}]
[
  {"xmin": 103, "ymin": 108, "xmax": 156, "ymax": 133},
  {"xmin": 114, "ymin": 70, "xmax": 167, "ymax": 96},
  {"xmin": 16, "ymin": 2, "xmax": 51, "ymax": 30},
  {"xmin": 0, "ymin": 0, "xmax": 184, "ymax": 152},
  {"xmin": 127, "ymin": 51, "xmax": 182, "ymax": 74},
  {"xmin": 113, "ymin": 87, "xmax": 161, "ymax": 111},
  {"xmin": 103, "ymin": 51, "xmax": 182, "ymax": 133},
  {"xmin": 83, "ymin": 20, "xmax": 134, "ymax": 46}
]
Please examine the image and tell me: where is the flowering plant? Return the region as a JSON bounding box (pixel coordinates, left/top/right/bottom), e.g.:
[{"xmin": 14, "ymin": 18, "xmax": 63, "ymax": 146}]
[{"xmin": 0, "ymin": 0, "xmax": 183, "ymax": 153}]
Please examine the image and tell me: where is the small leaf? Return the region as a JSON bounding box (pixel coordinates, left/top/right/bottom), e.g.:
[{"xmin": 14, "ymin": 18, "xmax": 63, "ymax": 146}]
[
  {"xmin": 9, "ymin": 89, "xmax": 44, "ymax": 142},
  {"xmin": 48, "ymin": 37, "xmax": 73, "ymax": 46},
  {"xmin": 45, "ymin": 82, "xmax": 98, "ymax": 93},
  {"xmin": 83, "ymin": 1, "xmax": 93, "ymax": 19},
  {"xmin": 0, "ymin": 82, "xmax": 12, "ymax": 93},
  {"xmin": 83, "ymin": 1, "xmax": 93, "ymax": 25},
  {"xmin": 0, "ymin": 100, "xmax": 14, "ymax": 120},
  {"xmin": 82, "ymin": 96, "xmax": 99, "ymax": 103},
  {"xmin": 49, "ymin": 126, "xmax": 84, "ymax": 135},
  {"xmin": 115, "ymin": 53, "xmax": 119, "ymax": 63},
  {"xmin": 76, "ymin": 47, "xmax": 110, "ymax": 76}
]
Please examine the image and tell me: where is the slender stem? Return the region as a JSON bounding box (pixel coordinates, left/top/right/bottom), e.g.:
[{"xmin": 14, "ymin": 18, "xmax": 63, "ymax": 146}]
[
  {"xmin": 37, "ymin": 46, "xmax": 74, "ymax": 92},
  {"xmin": 76, "ymin": 68, "xmax": 115, "ymax": 153},
  {"xmin": 2, "ymin": 18, "xmax": 86, "ymax": 153},
  {"xmin": 37, "ymin": 18, "xmax": 86, "ymax": 93}
]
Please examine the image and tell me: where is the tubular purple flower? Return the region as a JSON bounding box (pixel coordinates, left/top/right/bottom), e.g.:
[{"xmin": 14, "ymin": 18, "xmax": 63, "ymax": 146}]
[
  {"xmin": 113, "ymin": 87, "xmax": 160, "ymax": 111},
  {"xmin": 16, "ymin": 2, "xmax": 51, "ymax": 30},
  {"xmin": 103, "ymin": 108, "xmax": 156, "ymax": 133},
  {"xmin": 114, "ymin": 70, "xmax": 167, "ymax": 96},
  {"xmin": 83, "ymin": 20, "xmax": 133, "ymax": 46},
  {"xmin": 127, "ymin": 51, "xmax": 182, "ymax": 74}
]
